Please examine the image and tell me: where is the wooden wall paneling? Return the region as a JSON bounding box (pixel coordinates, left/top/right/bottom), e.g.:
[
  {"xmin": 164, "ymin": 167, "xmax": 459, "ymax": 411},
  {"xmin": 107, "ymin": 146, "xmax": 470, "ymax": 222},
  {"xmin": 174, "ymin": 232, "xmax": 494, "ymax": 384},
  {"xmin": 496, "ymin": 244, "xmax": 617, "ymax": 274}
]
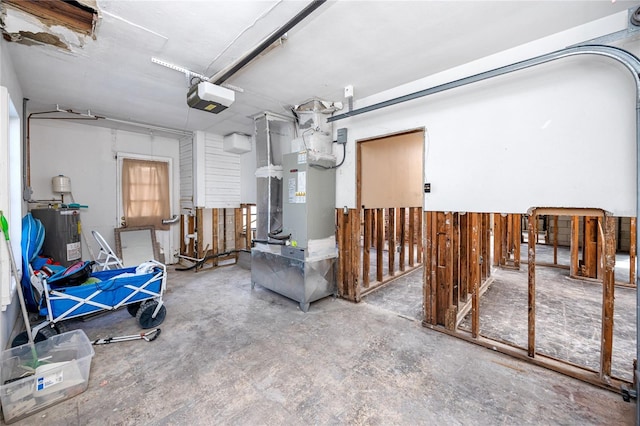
[
  {"xmin": 494, "ymin": 214, "xmax": 503, "ymax": 266},
  {"xmin": 513, "ymin": 214, "xmax": 521, "ymax": 269},
  {"xmin": 336, "ymin": 209, "xmax": 347, "ymax": 298},
  {"xmin": 459, "ymin": 214, "xmax": 469, "ymax": 303},
  {"xmin": 596, "ymin": 217, "xmax": 603, "ymax": 280},
  {"xmin": 424, "ymin": 211, "xmax": 432, "ymax": 324},
  {"xmin": 452, "ymin": 213, "xmax": 460, "ymax": 308},
  {"xmin": 489, "ymin": 214, "xmax": 493, "ymax": 277},
  {"xmin": 186, "ymin": 213, "xmax": 195, "ymax": 257},
  {"xmin": 527, "ymin": 212, "xmax": 537, "ymax": 358},
  {"xmin": 631, "ymin": 217, "xmax": 637, "ymax": 286},
  {"xmin": 376, "ymin": 208, "xmax": 384, "ymax": 282},
  {"xmin": 416, "ymin": 208, "xmax": 423, "ymax": 264},
  {"xmin": 345, "ymin": 209, "xmax": 354, "ymax": 300},
  {"xmin": 499, "ymin": 214, "xmax": 506, "ymax": 265},
  {"xmin": 180, "ymin": 214, "xmax": 186, "ymax": 255},
  {"xmin": 248, "ymin": 205, "xmax": 254, "ymax": 250},
  {"xmin": 478, "ymin": 213, "xmax": 485, "ymax": 281},
  {"xmin": 480, "ymin": 213, "xmax": 491, "ymax": 283},
  {"xmin": 351, "ymin": 209, "xmax": 362, "ymax": 302},
  {"xmin": 399, "ymin": 207, "xmax": 406, "ymax": 271},
  {"xmin": 337, "ymin": 209, "xmax": 360, "ymax": 301},
  {"xmin": 570, "ymin": 216, "xmax": 580, "ymax": 277},
  {"xmin": 409, "ymin": 207, "xmax": 416, "ymax": 267},
  {"xmin": 506, "ymin": 214, "xmax": 513, "ymax": 261},
  {"xmin": 436, "ymin": 212, "xmax": 447, "ymax": 326},
  {"xmin": 241, "ymin": 204, "xmax": 252, "ymax": 250},
  {"xmin": 388, "ymin": 208, "xmax": 396, "ymax": 277},
  {"xmin": 424, "ymin": 211, "xmax": 437, "ymax": 325},
  {"xmin": 212, "ymin": 209, "xmax": 219, "ymax": 266},
  {"xmin": 444, "ymin": 212, "xmax": 456, "ymax": 330},
  {"xmin": 234, "ymin": 208, "xmax": 243, "ymax": 257},
  {"xmin": 470, "ymin": 213, "xmax": 480, "ymax": 338},
  {"xmin": 194, "ymin": 208, "xmax": 204, "ymax": 258},
  {"xmin": 600, "ymin": 215, "xmax": 616, "ymax": 379},
  {"xmin": 553, "ymin": 215, "xmax": 559, "ymax": 265},
  {"xmin": 196, "ymin": 208, "xmax": 204, "ymax": 259},
  {"xmin": 484, "ymin": 213, "xmax": 491, "ymax": 278},
  {"xmin": 371, "ymin": 209, "xmax": 377, "ymax": 249},
  {"xmin": 363, "ymin": 209, "xmax": 372, "ymax": 288},
  {"xmin": 583, "ymin": 216, "xmax": 598, "ymax": 278},
  {"xmin": 224, "ymin": 209, "xmax": 229, "ymax": 252}
]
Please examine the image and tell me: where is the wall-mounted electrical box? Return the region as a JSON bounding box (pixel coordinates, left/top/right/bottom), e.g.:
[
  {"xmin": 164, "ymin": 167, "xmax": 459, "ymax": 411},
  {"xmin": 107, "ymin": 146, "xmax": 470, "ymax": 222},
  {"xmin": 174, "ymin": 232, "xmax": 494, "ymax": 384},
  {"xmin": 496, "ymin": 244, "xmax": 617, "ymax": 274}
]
[{"xmin": 337, "ymin": 128, "xmax": 348, "ymax": 144}]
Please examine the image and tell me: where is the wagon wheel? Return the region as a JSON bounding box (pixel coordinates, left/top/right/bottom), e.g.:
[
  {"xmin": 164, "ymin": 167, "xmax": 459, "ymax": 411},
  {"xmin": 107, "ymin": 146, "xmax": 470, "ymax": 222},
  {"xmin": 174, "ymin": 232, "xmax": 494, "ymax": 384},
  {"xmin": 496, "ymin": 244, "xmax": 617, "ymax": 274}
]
[
  {"xmin": 53, "ymin": 321, "xmax": 69, "ymax": 334},
  {"xmin": 11, "ymin": 325, "xmax": 56, "ymax": 347},
  {"xmin": 127, "ymin": 302, "xmax": 142, "ymax": 317},
  {"xmin": 135, "ymin": 300, "xmax": 166, "ymax": 329},
  {"xmin": 38, "ymin": 326, "xmax": 57, "ymax": 339}
]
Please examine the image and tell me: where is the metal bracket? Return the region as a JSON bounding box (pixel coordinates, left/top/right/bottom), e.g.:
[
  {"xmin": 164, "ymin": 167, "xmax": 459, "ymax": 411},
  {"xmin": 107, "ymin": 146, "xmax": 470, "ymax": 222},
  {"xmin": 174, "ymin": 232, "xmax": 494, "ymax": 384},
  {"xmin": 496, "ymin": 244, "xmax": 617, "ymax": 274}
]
[{"xmin": 572, "ymin": 7, "xmax": 640, "ymax": 47}]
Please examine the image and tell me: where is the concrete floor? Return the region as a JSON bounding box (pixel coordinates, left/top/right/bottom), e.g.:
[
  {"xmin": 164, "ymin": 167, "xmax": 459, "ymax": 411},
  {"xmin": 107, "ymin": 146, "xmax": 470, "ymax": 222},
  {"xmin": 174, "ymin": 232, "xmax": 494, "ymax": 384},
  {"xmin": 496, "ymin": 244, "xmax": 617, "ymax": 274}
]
[
  {"xmin": 457, "ymin": 244, "xmax": 636, "ymax": 382},
  {"xmin": 5, "ymin": 262, "xmax": 636, "ymax": 425},
  {"xmin": 363, "ymin": 243, "xmax": 637, "ymax": 383}
]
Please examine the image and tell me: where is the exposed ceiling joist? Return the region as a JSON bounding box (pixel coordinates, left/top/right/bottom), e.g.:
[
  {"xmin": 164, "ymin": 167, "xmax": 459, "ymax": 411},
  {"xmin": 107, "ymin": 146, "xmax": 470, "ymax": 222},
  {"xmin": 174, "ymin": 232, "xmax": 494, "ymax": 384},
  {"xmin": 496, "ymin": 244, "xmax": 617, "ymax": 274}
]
[{"xmin": 3, "ymin": 0, "xmax": 97, "ymax": 36}]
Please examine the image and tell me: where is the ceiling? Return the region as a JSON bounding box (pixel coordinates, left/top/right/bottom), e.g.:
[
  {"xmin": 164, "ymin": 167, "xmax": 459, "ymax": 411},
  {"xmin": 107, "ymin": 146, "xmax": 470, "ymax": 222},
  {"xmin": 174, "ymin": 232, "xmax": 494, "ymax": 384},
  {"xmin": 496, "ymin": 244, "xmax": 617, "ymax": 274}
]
[{"xmin": 1, "ymin": 0, "xmax": 637, "ymax": 138}]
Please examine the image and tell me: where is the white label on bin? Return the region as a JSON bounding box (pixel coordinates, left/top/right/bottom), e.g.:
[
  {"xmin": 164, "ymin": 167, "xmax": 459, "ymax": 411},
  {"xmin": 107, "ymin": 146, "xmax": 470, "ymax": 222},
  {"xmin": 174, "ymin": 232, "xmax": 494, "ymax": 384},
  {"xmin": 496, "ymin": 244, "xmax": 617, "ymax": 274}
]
[
  {"xmin": 36, "ymin": 371, "xmax": 63, "ymax": 391},
  {"xmin": 67, "ymin": 242, "xmax": 81, "ymax": 261}
]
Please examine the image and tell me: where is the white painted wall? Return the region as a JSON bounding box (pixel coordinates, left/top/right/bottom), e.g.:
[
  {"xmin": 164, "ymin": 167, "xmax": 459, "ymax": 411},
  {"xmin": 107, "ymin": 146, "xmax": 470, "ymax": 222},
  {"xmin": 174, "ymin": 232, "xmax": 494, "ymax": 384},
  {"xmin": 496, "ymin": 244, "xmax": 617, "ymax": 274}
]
[
  {"xmin": 192, "ymin": 131, "xmax": 241, "ymax": 209},
  {"xmin": 0, "ymin": 40, "xmax": 25, "ymax": 349},
  {"xmin": 29, "ymin": 120, "xmax": 181, "ymax": 264},
  {"xmin": 335, "ymin": 11, "xmax": 639, "ymax": 217}
]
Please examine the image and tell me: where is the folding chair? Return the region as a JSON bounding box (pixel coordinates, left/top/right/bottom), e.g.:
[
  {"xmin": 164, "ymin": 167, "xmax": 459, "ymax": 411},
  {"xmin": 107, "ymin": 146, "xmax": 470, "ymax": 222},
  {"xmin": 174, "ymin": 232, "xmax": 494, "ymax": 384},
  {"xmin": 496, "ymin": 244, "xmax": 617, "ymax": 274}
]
[{"xmin": 92, "ymin": 230, "xmax": 124, "ymax": 270}]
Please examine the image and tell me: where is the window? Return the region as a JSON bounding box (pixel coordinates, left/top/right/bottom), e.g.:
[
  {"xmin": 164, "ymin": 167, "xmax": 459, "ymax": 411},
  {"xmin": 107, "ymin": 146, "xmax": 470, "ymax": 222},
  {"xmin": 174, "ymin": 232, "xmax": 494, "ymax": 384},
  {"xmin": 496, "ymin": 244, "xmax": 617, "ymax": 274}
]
[
  {"xmin": 0, "ymin": 88, "xmax": 21, "ymax": 309},
  {"xmin": 122, "ymin": 158, "xmax": 170, "ymax": 231}
]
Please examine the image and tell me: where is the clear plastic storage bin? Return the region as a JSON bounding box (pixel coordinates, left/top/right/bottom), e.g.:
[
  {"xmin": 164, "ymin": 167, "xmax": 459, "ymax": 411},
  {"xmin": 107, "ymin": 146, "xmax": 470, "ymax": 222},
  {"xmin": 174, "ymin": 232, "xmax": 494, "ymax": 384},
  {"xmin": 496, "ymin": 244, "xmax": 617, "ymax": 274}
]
[{"xmin": 0, "ymin": 329, "xmax": 94, "ymax": 423}]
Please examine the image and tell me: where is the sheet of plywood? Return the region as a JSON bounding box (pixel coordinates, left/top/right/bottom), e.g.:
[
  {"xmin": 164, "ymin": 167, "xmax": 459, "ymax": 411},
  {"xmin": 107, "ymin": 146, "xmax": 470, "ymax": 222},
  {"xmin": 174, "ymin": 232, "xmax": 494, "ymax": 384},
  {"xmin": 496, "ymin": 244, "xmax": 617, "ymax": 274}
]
[{"xmin": 360, "ymin": 131, "xmax": 423, "ymax": 209}]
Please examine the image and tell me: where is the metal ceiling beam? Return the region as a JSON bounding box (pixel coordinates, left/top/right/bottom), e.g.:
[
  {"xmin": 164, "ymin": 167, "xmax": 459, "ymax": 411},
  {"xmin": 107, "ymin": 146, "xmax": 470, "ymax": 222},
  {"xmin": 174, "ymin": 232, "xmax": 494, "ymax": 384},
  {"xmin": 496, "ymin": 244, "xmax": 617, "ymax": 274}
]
[{"xmin": 209, "ymin": 0, "xmax": 327, "ymax": 85}]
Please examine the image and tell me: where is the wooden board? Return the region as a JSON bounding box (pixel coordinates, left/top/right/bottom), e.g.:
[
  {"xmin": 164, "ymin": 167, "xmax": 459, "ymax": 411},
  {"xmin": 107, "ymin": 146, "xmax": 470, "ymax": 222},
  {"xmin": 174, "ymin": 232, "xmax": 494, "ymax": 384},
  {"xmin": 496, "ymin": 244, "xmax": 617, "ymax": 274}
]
[{"xmin": 359, "ymin": 131, "xmax": 423, "ymax": 208}]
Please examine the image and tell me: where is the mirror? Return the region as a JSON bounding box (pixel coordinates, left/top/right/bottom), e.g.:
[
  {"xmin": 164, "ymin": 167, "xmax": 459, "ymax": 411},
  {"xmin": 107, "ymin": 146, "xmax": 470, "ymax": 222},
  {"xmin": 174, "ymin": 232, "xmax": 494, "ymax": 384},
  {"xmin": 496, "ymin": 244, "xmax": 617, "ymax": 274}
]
[{"xmin": 114, "ymin": 226, "xmax": 159, "ymax": 267}]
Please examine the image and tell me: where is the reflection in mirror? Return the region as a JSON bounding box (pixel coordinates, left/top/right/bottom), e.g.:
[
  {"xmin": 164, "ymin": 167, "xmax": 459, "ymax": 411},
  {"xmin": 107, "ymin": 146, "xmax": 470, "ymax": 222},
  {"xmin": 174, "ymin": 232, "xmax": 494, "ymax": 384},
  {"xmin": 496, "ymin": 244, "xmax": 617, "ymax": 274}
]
[{"xmin": 114, "ymin": 226, "xmax": 159, "ymax": 267}]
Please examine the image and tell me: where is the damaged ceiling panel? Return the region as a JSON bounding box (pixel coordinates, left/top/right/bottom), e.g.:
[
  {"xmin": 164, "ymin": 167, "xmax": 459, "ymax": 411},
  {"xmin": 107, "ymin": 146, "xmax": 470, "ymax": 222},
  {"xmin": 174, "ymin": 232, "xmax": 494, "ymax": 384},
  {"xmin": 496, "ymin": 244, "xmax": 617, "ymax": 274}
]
[{"xmin": 1, "ymin": 0, "xmax": 97, "ymax": 50}]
